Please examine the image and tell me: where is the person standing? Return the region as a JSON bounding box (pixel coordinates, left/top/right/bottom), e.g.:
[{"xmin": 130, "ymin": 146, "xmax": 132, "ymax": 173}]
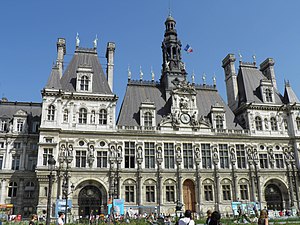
[
  {"xmin": 178, "ymin": 210, "xmax": 195, "ymax": 225},
  {"xmin": 57, "ymin": 212, "xmax": 65, "ymax": 225},
  {"xmin": 258, "ymin": 210, "xmax": 268, "ymax": 225},
  {"xmin": 208, "ymin": 211, "xmax": 221, "ymax": 225},
  {"xmin": 205, "ymin": 210, "xmax": 212, "ymax": 225},
  {"xmin": 29, "ymin": 214, "xmax": 38, "ymax": 225}
]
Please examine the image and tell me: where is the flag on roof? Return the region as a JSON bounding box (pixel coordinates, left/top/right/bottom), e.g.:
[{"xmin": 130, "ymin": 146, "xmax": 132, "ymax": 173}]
[{"xmin": 184, "ymin": 44, "xmax": 193, "ymax": 53}]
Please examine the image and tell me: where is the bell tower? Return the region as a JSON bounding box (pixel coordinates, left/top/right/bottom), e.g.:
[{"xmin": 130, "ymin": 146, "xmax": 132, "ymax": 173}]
[{"xmin": 160, "ymin": 15, "xmax": 187, "ymax": 95}]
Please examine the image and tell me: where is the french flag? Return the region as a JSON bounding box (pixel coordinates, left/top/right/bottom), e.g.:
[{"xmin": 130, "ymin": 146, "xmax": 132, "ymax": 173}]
[{"xmin": 184, "ymin": 44, "xmax": 193, "ymax": 53}]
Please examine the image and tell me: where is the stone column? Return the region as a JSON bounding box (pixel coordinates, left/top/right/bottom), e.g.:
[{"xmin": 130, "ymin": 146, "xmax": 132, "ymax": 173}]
[
  {"xmin": 195, "ymin": 161, "xmax": 202, "ymax": 214},
  {"xmin": 0, "ymin": 179, "xmax": 7, "ymax": 203},
  {"xmin": 156, "ymin": 144, "xmax": 163, "ymax": 214},
  {"xmin": 136, "ymin": 144, "xmax": 143, "ymax": 214},
  {"xmin": 230, "ymin": 146, "xmax": 237, "ymax": 201}
]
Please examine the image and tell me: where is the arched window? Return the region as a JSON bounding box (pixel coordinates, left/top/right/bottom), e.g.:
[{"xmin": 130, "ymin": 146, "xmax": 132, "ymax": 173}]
[
  {"xmin": 8, "ymin": 181, "xmax": 18, "ymax": 197},
  {"xmin": 80, "ymin": 75, "xmax": 89, "ymax": 91},
  {"xmin": 215, "ymin": 115, "xmax": 224, "ymax": 129},
  {"xmin": 78, "ymin": 108, "xmax": 87, "ymax": 124},
  {"xmin": 255, "ymin": 116, "xmax": 262, "ymax": 131},
  {"xmin": 99, "ymin": 109, "xmax": 107, "ymax": 125},
  {"xmin": 270, "ymin": 117, "xmax": 278, "ymax": 131},
  {"xmin": 63, "ymin": 109, "xmax": 68, "ymax": 122},
  {"xmin": 144, "ymin": 112, "xmax": 153, "ymax": 127},
  {"xmin": 265, "ymin": 89, "xmax": 273, "ymax": 102},
  {"xmin": 47, "ymin": 105, "xmax": 55, "ymax": 121},
  {"xmin": 296, "ymin": 117, "xmax": 300, "ymax": 130}
]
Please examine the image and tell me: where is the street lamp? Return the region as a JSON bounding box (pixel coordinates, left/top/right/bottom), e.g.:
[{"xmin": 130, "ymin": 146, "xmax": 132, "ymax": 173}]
[
  {"xmin": 59, "ymin": 143, "xmax": 74, "ymax": 224},
  {"xmin": 46, "ymin": 155, "xmax": 56, "ymax": 225}
]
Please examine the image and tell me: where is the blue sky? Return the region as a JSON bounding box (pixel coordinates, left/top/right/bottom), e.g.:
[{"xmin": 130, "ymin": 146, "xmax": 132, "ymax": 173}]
[{"xmin": 1, "ymin": 1, "xmax": 300, "ymax": 112}]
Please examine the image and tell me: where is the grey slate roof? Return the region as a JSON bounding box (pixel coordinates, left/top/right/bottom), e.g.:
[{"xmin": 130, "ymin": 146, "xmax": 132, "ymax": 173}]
[
  {"xmin": 60, "ymin": 48, "xmax": 112, "ymax": 94},
  {"xmin": 283, "ymin": 83, "xmax": 300, "ymax": 104},
  {"xmin": 45, "ymin": 66, "xmax": 62, "ymax": 89},
  {"xmin": 117, "ymin": 80, "xmax": 242, "ymax": 130},
  {"xmin": 237, "ymin": 65, "xmax": 283, "ymax": 105}
]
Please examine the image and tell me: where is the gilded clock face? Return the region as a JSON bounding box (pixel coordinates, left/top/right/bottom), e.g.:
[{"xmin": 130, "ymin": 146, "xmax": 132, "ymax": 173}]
[{"xmin": 180, "ymin": 113, "xmax": 190, "ymax": 124}]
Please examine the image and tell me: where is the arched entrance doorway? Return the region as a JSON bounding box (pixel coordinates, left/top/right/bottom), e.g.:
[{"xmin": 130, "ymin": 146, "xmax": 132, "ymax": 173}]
[
  {"xmin": 265, "ymin": 184, "xmax": 283, "ymax": 210},
  {"xmin": 78, "ymin": 185, "xmax": 103, "ymax": 218},
  {"xmin": 183, "ymin": 179, "xmax": 196, "ymax": 212}
]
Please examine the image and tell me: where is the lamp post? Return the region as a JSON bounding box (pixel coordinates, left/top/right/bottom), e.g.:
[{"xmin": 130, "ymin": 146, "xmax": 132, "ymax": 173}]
[
  {"xmin": 46, "ymin": 155, "xmax": 56, "ymax": 225},
  {"xmin": 59, "ymin": 143, "xmax": 74, "ymax": 224}
]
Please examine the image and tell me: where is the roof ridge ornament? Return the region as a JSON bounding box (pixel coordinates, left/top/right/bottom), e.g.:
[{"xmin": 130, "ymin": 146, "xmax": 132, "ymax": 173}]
[
  {"xmin": 191, "ymin": 70, "xmax": 195, "ymax": 84},
  {"xmin": 76, "ymin": 32, "xmax": 80, "ymax": 48},
  {"xmin": 140, "ymin": 66, "xmax": 143, "ymax": 81},
  {"xmin": 238, "ymin": 50, "xmax": 242, "ymax": 64},
  {"xmin": 128, "ymin": 65, "xmax": 131, "ymax": 81},
  {"xmin": 213, "ymin": 73, "xmax": 216, "ymax": 87},
  {"xmin": 151, "ymin": 67, "xmax": 155, "ymax": 82},
  {"xmin": 93, "ymin": 35, "xmax": 98, "ymax": 49},
  {"xmin": 202, "ymin": 73, "xmax": 206, "ymax": 85}
]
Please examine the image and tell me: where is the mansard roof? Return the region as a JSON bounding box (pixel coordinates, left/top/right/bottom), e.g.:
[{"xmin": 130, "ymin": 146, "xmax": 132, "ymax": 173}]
[
  {"xmin": 283, "ymin": 82, "xmax": 300, "ymax": 104},
  {"xmin": 237, "ymin": 64, "xmax": 282, "ymax": 105},
  {"xmin": 60, "ymin": 47, "xmax": 112, "ymax": 95},
  {"xmin": 0, "ymin": 101, "xmax": 41, "ymax": 119},
  {"xmin": 117, "ymin": 80, "xmax": 242, "ymax": 130},
  {"xmin": 45, "ymin": 66, "xmax": 62, "ymax": 89}
]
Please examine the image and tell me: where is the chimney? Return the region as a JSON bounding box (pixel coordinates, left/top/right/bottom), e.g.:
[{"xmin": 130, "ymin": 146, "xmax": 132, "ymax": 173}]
[
  {"xmin": 106, "ymin": 42, "xmax": 116, "ymax": 92},
  {"xmin": 260, "ymin": 58, "xmax": 277, "ymax": 89},
  {"xmin": 56, "ymin": 38, "xmax": 66, "ymax": 78},
  {"xmin": 222, "ymin": 54, "xmax": 238, "ymax": 111}
]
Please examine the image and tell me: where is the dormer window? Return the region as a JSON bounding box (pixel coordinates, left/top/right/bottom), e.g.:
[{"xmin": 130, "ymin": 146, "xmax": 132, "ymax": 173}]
[
  {"xmin": 296, "ymin": 117, "xmax": 300, "ymax": 130},
  {"xmin": 215, "ymin": 115, "xmax": 224, "ymax": 129},
  {"xmin": 144, "ymin": 112, "xmax": 153, "ymax": 127},
  {"xmin": 255, "ymin": 116, "xmax": 263, "ymax": 131},
  {"xmin": 17, "ymin": 119, "xmax": 24, "ymax": 132},
  {"xmin": 80, "ymin": 75, "xmax": 89, "ymax": 91},
  {"xmin": 270, "ymin": 117, "xmax": 278, "ymax": 131},
  {"xmin": 265, "ymin": 89, "xmax": 273, "ymax": 102},
  {"xmin": 99, "ymin": 109, "xmax": 107, "ymax": 125},
  {"xmin": 0, "ymin": 120, "xmax": 8, "ymax": 132},
  {"xmin": 140, "ymin": 101, "xmax": 156, "ymax": 128},
  {"xmin": 260, "ymin": 80, "xmax": 274, "ymax": 103},
  {"xmin": 79, "ymin": 108, "xmax": 87, "ymax": 124},
  {"xmin": 47, "ymin": 105, "xmax": 55, "ymax": 121},
  {"xmin": 210, "ymin": 103, "xmax": 226, "ymax": 130}
]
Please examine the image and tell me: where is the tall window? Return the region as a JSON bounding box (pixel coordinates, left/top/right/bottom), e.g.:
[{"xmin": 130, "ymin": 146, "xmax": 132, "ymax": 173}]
[
  {"xmin": 125, "ymin": 185, "xmax": 135, "ymax": 202},
  {"xmin": 43, "ymin": 148, "xmax": 53, "ymax": 166},
  {"xmin": 166, "ymin": 185, "xmax": 175, "ymax": 202},
  {"xmin": 97, "ymin": 151, "xmax": 107, "ymax": 168},
  {"xmin": 144, "ymin": 112, "xmax": 153, "ymax": 127},
  {"xmin": 259, "ymin": 154, "xmax": 269, "ymax": 169},
  {"xmin": 240, "ymin": 184, "xmax": 248, "ymax": 200},
  {"xmin": 146, "ymin": 186, "xmax": 155, "ymax": 202},
  {"xmin": 0, "ymin": 142, "xmax": 4, "ymax": 148},
  {"xmin": 8, "ymin": 182, "xmax": 18, "ymax": 197},
  {"xmin": 0, "ymin": 156, "xmax": 3, "ymax": 170},
  {"xmin": 145, "ymin": 142, "xmax": 155, "ymax": 169},
  {"xmin": 265, "ymin": 89, "xmax": 273, "ymax": 102},
  {"xmin": 0, "ymin": 120, "xmax": 8, "ymax": 131},
  {"xmin": 63, "ymin": 109, "xmax": 69, "ymax": 122},
  {"xmin": 164, "ymin": 143, "xmax": 175, "ymax": 169},
  {"xmin": 255, "ymin": 116, "xmax": 262, "ymax": 131},
  {"xmin": 17, "ymin": 119, "xmax": 23, "ymax": 132},
  {"xmin": 222, "ymin": 185, "xmax": 231, "ymax": 200},
  {"xmin": 125, "ymin": 142, "xmax": 135, "ymax": 168},
  {"xmin": 275, "ymin": 154, "xmax": 284, "ymax": 168},
  {"xmin": 47, "ymin": 105, "xmax": 55, "ymax": 121},
  {"xmin": 99, "ymin": 109, "xmax": 107, "ymax": 125},
  {"xmin": 76, "ymin": 151, "xmax": 86, "ymax": 167},
  {"xmin": 25, "ymin": 182, "xmax": 35, "ymax": 198},
  {"xmin": 183, "ymin": 143, "xmax": 193, "ymax": 169},
  {"xmin": 236, "ymin": 144, "xmax": 246, "ymax": 169},
  {"xmin": 201, "ymin": 144, "xmax": 211, "ymax": 169},
  {"xmin": 270, "ymin": 117, "xmax": 278, "ymax": 131},
  {"xmin": 296, "ymin": 117, "xmax": 300, "ymax": 130},
  {"xmin": 219, "ymin": 144, "xmax": 229, "ymax": 169},
  {"xmin": 79, "ymin": 108, "xmax": 87, "ymax": 124},
  {"xmin": 90, "ymin": 110, "xmax": 96, "ymax": 124},
  {"xmin": 215, "ymin": 115, "xmax": 224, "ymax": 129},
  {"xmin": 80, "ymin": 75, "xmax": 89, "ymax": 91},
  {"xmin": 204, "ymin": 185, "xmax": 213, "ymax": 201},
  {"xmin": 11, "ymin": 155, "xmax": 20, "ymax": 170}
]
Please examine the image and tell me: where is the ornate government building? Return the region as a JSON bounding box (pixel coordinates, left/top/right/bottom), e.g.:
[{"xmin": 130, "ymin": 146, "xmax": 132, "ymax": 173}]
[{"xmin": 1, "ymin": 15, "xmax": 300, "ymax": 218}]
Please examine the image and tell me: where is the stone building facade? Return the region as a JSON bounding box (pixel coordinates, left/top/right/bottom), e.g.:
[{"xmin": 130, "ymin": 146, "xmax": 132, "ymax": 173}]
[{"xmin": 0, "ymin": 15, "xmax": 300, "ymax": 218}]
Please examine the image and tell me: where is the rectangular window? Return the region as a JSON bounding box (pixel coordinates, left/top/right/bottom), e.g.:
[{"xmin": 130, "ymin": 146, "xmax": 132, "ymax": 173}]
[
  {"xmin": 183, "ymin": 143, "xmax": 193, "ymax": 169},
  {"xmin": 0, "ymin": 120, "xmax": 8, "ymax": 131},
  {"xmin": 0, "ymin": 156, "xmax": 3, "ymax": 170},
  {"xmin": 17, "ymin": 119, "xmax": 23, "ymax": 132},
  {"xmin": 259, "ymin": 154, "xmax": 269, "ymax": 169},
  {"xmin": 45, "ymin": 138, "xmax": 53, "ymax": 143},
  {"xmin": 0, "ymin": 142, "xmax": 4, "ymax": 148},
  {"xmin": 125, "ymin": 185, "xmax": 135, "ymax": 202},
  {"xmin": 222, "ymin": 185, "xmax": 231, "ymax": 200},
  {"xmin": 14, "ymin": 142, "xmax": 21, "ymax": 149},
  {"xmin": 240, "ymin": 185, "xmax": 249, "ymax": 200},
  {"xmin": 219, "ymin": 144, "xmax": 229, "ymax": 169},
  {"xmin": 204, "ymin": 185, "xmax": 213, "ymax": 201},
  {"xmin": 146, "ymin": 186, "xmax": 155, "ymax": 202},
  {"xmin": 145, "ymin": 142, "xmax": 155, "ymax": 169},
  {"xmin": 76, "ymin": 151, "xmax": 86, "ymax": 167},
  {"xmin": 27, "ymin": 155, "xmax": 37, "ymax": 171},
  {"xmin": 166, "ymin": 185, "xmax": 175, "ymax": 202},
  {"xmin": 236, "ymin": 144, "xmax": 246, "ymax": 169},
  {"xmin": 43, "ymin": 148, "xmax": 53, "ymax": 166},
  {"xmin": 164, "ymin": 143, "xmax": 175, "ymax": 169},
  {"xmin": 125, "ymin": 142, "xmax": 135, "ymax": 168},
  {"xmin": 201, "ymin": 144, "xmax": 211, "ymax": 169},
  {"xmin": 12, "ymin": 155, "xmax": 20, "ymax": 170},
  {"xmin": 97, "ymin": 151, "xmax": 107, "ymax": 168},
  {"xmin": 275, "ymin": 154, "xmax": 284, "ymax": 169}
]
